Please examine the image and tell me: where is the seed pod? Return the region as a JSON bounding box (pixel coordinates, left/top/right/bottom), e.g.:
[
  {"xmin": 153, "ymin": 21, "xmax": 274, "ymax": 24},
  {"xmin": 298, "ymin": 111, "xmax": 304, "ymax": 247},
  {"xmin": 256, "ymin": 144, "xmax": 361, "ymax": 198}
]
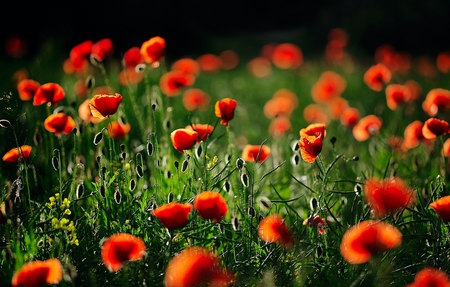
[
  {"xmin": 259, "ymin": 197, "xmax": 272, "ymax": 210},
  {"xmin": 151, "ymin": 103, "xmax": 157, "ymax": 111},
  {"xmin": 291, "ymin": 140, "xmax": 300, "ymax": 152},
  {"xmin": 310, "ymin": 197, "xmax": 318, "ymax": 211},
  {"xmin": 0, "ymin": 119, "xmax": 11, "ymax": 128},
  {"xmin": 236, "ymin": 158, "xmax": 245, "ymax": 170},
  {"xmin": 195, "ymin": 144, "xmax": 202, "ymax": 158},
  {"xmin": 51, "ymin": 156, "xmax": 59, "ymax": 171},
  {"xmin": 291, "ymin": 154, "xmax": 300, "ymax": 166},
  {"xmin": 135, "ymin": 63, "xmax": 146, "ymax": 73},
  {"xmin": 76, "ymin": 183, "xmax": 84, "ymax": 199},
  {"xmin": 136, "ymin": 165, "xmax": 144, "ymax": 178},
  {"xmin": 247, "ymin": 207, "xmax": 256, "ymax": 218},
  {"xmin": 167, "ymin": 192, "xmax": 174, "ymax": 203},
  {"xmin": 93, "ymin": 131, "xmax": 103, "ymax": 145},
  {"xmin": 114, "ymin": 190, "xmax": 122, "ymax": 204},
  {"xmin": 354, "ymin": 183, "xmax": 363, "ymax": 196},
  {"xmin": 232, "ymin": 216, "xmax": 239, "ymax": 231},
  {"xmin": 99, "ymin": 185, "xmax": 106, "ymax": 198},
  {"xmin": 240, "ymin": 173, "xmax": 249, "ymax": 187},
  {"xmin": 120, "ymin": 144, "xmax": 126, "ymax": 152},
  {"xmin": 121, "ymin": 152, "xmax": 127, "ymax": 160},
  {"xmin": 72, "ymin": 127, "xmax": 78, "ymax": 135},
  {"xmin": 352, "ymin": 156, "xmax": 359, "ymax": 161},
  {"xmin": 165, "ymin": 170, "xmax": 172, "ymax": 178},
  {"xmin": 129, "ymin": 179, "xmax": 136, "ymax": 191},
  {"xmin": 85, "ymin": 75, "xmax": 95, "ymax": 89},
  {"xmin": 181, "ymin": 159, "xmax": 189, "ymax": 172},
  {"xmin": 330, "ymin": 136, "xmax": 337, "ymax": 146},
  {"xmin": 223, "ymin": 181, "xmax": 231, "ymax": 193},
  {"xmin": 146, "ymin": 141, "xmax": 154, "ymax": 156},
  {"xmin": 163, "ymin": 118, "xmax": 171, "ymax": 131}
]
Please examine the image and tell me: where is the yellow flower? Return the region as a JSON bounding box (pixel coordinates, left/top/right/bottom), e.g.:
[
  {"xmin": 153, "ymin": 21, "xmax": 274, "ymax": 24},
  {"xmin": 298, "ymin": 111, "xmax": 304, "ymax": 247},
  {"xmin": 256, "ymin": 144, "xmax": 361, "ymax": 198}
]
[
  {"xmin": 64, "ymin": 209, "xmax": 71, "ymax": 215},
  {"xmin": 55, "ymin": 193, "xmax": 60, "ymax": 199}
]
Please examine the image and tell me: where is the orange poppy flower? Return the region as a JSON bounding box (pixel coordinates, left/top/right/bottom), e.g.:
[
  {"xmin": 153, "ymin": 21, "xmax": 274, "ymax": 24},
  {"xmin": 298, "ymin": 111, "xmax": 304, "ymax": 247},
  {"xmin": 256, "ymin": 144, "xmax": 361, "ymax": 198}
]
[
  {"xmin": 385, "ymin": 84, "xmax": 411, "ymax": 110},
  {"xmin": 197, "ymin": 54, "xmax": 222, "ymax": 73},
  {"xmin": 215, "ymin": 98, "xmax": 237, "ymax": 126},
  {"xmin": 401, "ymin": 121, "xmax": 427, "ymax": 151},
  {"xmin": 303, "ymin": 104, "xmax": 329, "ymax": 124},
  {"xmin": 123, "ymin": 47, "xmax": 143, "ymax": 68},
  {"xmin": 340, "ymin": 107, "xmax": 360, "ymax": 127},
  {"xmin": 219, "ymin": 50, "xmax": 239, "ymax": 70},
  {"xmin": 185, "ymin": 124, "xmax": 214, "ymax": 142},
  {"xmin": 352, "ymin": 115, "xmax": 382, "ymax": 141},
  {"xmin": 33, "ymin": 82, "xmax": 65, "ymax": 106},
  {"xmin": 340, "ymin": 220, "xmax": 402, "ymax": 264},
  {"xmin": 430, "ymin": 195, "xmax": 450, "ymax": 222},
  {"xmin": 311, "ymin": 71, "xmax": 347, "ymax": 104},
  {"xmin": 437, "ymin": 51, "xmax": 450, "ymax": 73},
  {"xmin": 194, "ymin": 191, "xmax": 228, "ymax": 222},
  {"xmin": 182, "ymin": 88, "xmax": 211, "ymax": 111},
  {"xmin": 160, "ymin": 71, "xmax": 195, "ymax": 97},
  {"xmin": 363, "ymin": 63, "xmax": 391, "ymax": 92},
  {"xmin": 258, "ymin": 214, "xmax": 294, "ymax": 248},
  {"xmin": 119, "ymin": 67, "xmax": 144, "ymax": 86},
  {"xmin": 247, "ymin": 57, "xmax": 272, "ymax": 78},
  {"xmin": 44, "ymin": 113, "xmax": 76, "ymax": 136},
  {"xmin": 268, "ymin": 116, "xmax": 292, "ymax": 138},
  {"xmin": 140, "ymin": 36, "xmax": 165, "ymax": 63},
  {"xmin": 171, "ymin": 58, "xmax": 200, "ymax": 76},
  {"xmin": 364, "ymin": 177, "xmax": 415, "ymax": 218},
  {"xmin": 108, "ymin": 121, "xmax": 131, "ymax": 140},
  {"xmin": 404, "ymin": 80, "xmax": 422, "ymax": 101},
  {"xmin": 170, "ymin": 128, "xmax": 198, "ymax": 153},
  {"xmin": 164, "ymin": 246, "xmax": 235, "ymax": 287},
  {"xmin": 241, "ymin": 144, "xmax": 271, "ymax": 163},
  {"xmin": 17, "ymin": 79, "xmax": 40, "ymax": 101},
  {"xmin": 271, "ymin": 43, "xmax": 303, "ymax": 69},
  {"xmin": 89, "ymin": 93, "xmax": 123, "ymax": 119},
  {"xmin": 78, "ymin": 99, "xmax": 103, "ymax": 124},
  {"xmin": 303, "ymin": 214, "xmax": 327, "ymax": 235},
  {"xmin": 91, "ymin": 38, "xmax": 114, "ymax": 62},
  {"xmin": 298, "ymin": 123, "xmax": 326, "ymax": 163},
  {"xmin": 422, "ymin": 118, "xmax": 450, "ymax": 140},
  {"xmin": 422, "ymin": 88, "xmax": 450, "ymax": 117},
  {"xmin": 326, "ymin": 96, "xmax": 349, "ymax": 120},
  {"xmin": 2, "ymin": 145, "xmax": 32, "ymax": 163},
  {"xmin": 101, "ymin": 233, "xmax": 146, "ymax": 272},
  {"xmin": 152, "ymin": 202, "xmax": 193, "ymax": 229},
  {"xmin": 11, "ymin": 258, "xmax": 62, "ymax": 287},
  {"xmin": 407, "ymin": 267, "xmax": 450, "ymax": 287},
  {"xmin": 443, "ymin": 138, "xmax": 450, "ymax": 157},
  {"xmin": 263, "ymin": 97, "xmax": 296, "ymax": 119}
]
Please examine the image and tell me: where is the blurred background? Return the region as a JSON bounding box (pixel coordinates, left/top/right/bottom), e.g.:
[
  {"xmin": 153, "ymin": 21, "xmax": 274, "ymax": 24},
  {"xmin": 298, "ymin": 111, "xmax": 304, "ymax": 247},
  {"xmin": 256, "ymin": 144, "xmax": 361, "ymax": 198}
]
[{"xmin": 1, "ymin": 0, "xmax": 450, "ymax": 62}]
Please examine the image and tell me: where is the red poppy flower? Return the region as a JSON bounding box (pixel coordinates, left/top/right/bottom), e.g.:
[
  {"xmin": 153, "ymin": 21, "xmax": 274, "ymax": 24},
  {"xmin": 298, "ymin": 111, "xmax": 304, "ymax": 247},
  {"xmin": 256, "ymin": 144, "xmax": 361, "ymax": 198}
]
[
  {"xmin": 364, "ymin": 177, "xmax": 415, "ymax": 218},
  {"xmin": 44, "ymin": 113, "xmax": 76, "ymax": 136},
  {"xmin": 340, "ymin": 107, "xmax": 360, "ymax": 127},
  {"xmin": 140, "ymin": 36, "xmax": 165, "ymax": 63},
  {"xmin": 69, "ymin": 40, "xmax": 92, "ymax": 72},
  {"xmin": 437, "ymin": 51, "xmax": 450, "ymax": 73},
  {"xmin": 119, "ymin": 67, "xmax": 144, "ymax": 86},
  {"xmin": 101, "ymin": 233, "xmax": 146, "ymax": 272},
  {"xmin": 303, "ymin": 214, "xmax": 327, "ymax": 235},
  {"xmin": 108, "ymin": 121, "xmax": 131, "ymax": 140},
  {"xmin": 170, "ymin": 128, "xmax": 198, "ymax": 153},
  {"xmin": 182, "ymin": 88, "xmax": 211, "ymax": 111},
  {"xmin": 352, "ymin": 115, "xmax": 382, "ymax": 141},
  {"xmin": 160, "ymin": 71, "xmax": 195, "ymax": 97},
  {"xmin": 241, "ymin": 144, "xmax": 271, "ymax": 163},
  {"xmin": 197, "ymin": 54, "xmax": 222, "ymax": 73},
  {"xmin": 89, "ymin": 93, "xmax": 123, "ymax": 119},
  {"xmin": 263, "ymin": 97, "xmax": 296, "ymax": 119},
  {"xmin": 2, "ymin": 145, "xmax": 32, "ymax": 163},
  {"xmin": 171, "ymin": 58, "xmax": 200, "ymax": 76},
  {"xmin": 215, "ymin": 98, "xmax": 237, "ymax": 126},
  {"xmin": 340, "ymin": 220, "xmax": 402, "ymax": 264},
  {"xmin": 326, "ymin": 97, "xmax": 349, "ymax": 120},
  {"xmin": 194, "ymin": 191, "xmax": 228, "ymax": 222},
  {"xmin": 422, "ymin": 88, "xmax": 450, "ymax": 117},
  {"xmin": 247, "ymin": 57, "xmax": 272, "ymax": 78},
  {"xmin": 374, "ymin": 44, "xmax": 410, "ymax": 73},
  {"xmin": 258, "ymin": 214, "xmax": 294, "ymax": 248},
  {"xmin": 78, "ymin": 99, "xmax": 103, "ymax": 124},
  {"xmin": 407, "ymin": 267, "xmax": 450, "ymax": 287},
  {"xmin": 152, "ymin": 202, "xmax": 193, "ymax": 229},
  {"xmin": 268, "ymin": 116, "xmax": 292, "ymax": 138},
  {"xmin": 164, "ymin": 246, "xmax": 236, "ymax": 287},
  {"xmin": 303, "ymin": 104, "xmax": 329, "ymax": 124},
  {"xmin": 17, "ymin": 79, "xmax": 40, "ymax": 101},
  {"xmin": 11, "ymin": 258, "xmax": 63, "ymax": 287},
  {"xmin": 122, "ymin": 47, "xmax": 143, "ymax": 68},
  {"xmin": 401, "ymin": 121, "xmax": 428, "ymax": 151},
  {"xmin": 298, "ymin": 123, "xmax": 326, "ymax": 163},
  {"xmin": 271, "ymin": 43, "xmax": 303, "ymax": 69},
  {"xmin": 219, "ymin": 50, "xmax": 239, "ymax": 70},
  {"xmin": 33, "ymin": 83, "xmax": 65, "ymax": 106},
  {"xmin": 363, "ymin": 63, "xmax": 392, "ymax": 92},
  {"xmin": 430, "ymin": 195, "xmax": 450, "ymax": 222},
  {"xmin": 385, "ymin": 84, "xmax": 411, "ymax": 110},
  {"xmin": 311, "ymin": 71, "xmax": 347, "ymax": 104},
  {"xmin": 185, "ymin": 124, "xmax": 214, "ymax": 142},
  {"xmin": 422, "ymin": 118, "xmax": 450, "ymax": 140},
  {"xmin": 91, "ymin": 38, "xmax": 114, "ymax": 62}
]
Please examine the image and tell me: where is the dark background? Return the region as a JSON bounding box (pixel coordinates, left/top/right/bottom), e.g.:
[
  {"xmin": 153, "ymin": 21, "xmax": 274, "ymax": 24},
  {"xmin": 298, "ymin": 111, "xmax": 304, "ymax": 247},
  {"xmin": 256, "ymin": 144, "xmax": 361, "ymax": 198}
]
[{"xmin": 2, "ymin": 0, "xmax": 450, "ymax": 62}]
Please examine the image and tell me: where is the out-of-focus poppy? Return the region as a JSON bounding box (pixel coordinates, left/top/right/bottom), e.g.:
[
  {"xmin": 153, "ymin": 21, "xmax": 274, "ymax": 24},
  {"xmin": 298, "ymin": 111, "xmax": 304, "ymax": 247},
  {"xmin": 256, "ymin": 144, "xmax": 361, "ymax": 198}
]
[
  {"xmin": 123, "ymin": 47, "xmax": 143, "ymax": 68},
  {"xmin": 261, "ymin": 43, "xmax": 277, "ymax": 60},
  {"xmin": 402, "ymin": 121, "xmax": 427, "ymax": 151},
  {"xmin": 44, "ymin": 113, "xmax": 76, "ymax": 136},
  {"xmin": 263, "ymin": 96, "xmax": 296, "ymax": 119},
  {"xmin": 374, "ymin": 45, "xmax": 410, "ymax": 74},
  {"xmin": 407, "ymin": 267, "xmax": 450, "ymax": 287},
  {"xmin": 92, "ymin": 86, "xmax": 113, "ymax": 95},
  {"xmin": 241, "ymin": 144, "xmax": 271, "ymax": 163},
  {"xmin": 140, "ymin": 36, "xmax": 165, "ymax": 63},
  {"xmin": 194, "ymin": 191, "xmax": 228, "ymax": 222},
  {"xmin": 437, "ymin": 51, "xmax": 450, "ymax": 73},
  {"xmin": 170, "ymin": 128, "xmax": 198, "ymax": 153},
  {"xmin": 298, "ymin": 123, "xmax": 326, "ymax": 163},
  {"xmin": 404, "ymin": 80, "xmax": 422, "ymax": 101},
  {"xmin": 258, "ymin": 214, "xmax": 294, "ymax": 248},
  {"xmin": 247, "ymin": 57, "xmax": 272, "ymax": 78},
  {"xmin": 311, "ymin": 71, "xmax": 346, "ymax": 104},
  {"xmin": 164, "ymin": 246, "xmax": 235, "ymax": 287},
  {"xmin": 185, "ymin": 124, "xmax": 214, "ymax": 142},
  {"xmin": 416, "ymin": 56, "xmax": 438, "ymax": 78},
  {"xmin": 364, "ymin": 177, "xmax": 415, "ymax": 218},
  {"xmin": 160, "ymin": 71, "xmax": 195, "ymax": 97},
  {"xmin": 101, "ymin": 233, "xmax": 146, "ymax": 272},
  {"xmin": 197, "ymin": 54, "xmax": 222, "ymax": 73},
  {"xmin": 11, "ymin": 258, "xmax": 62, "ymax": 287},
  {"xmin": 326, "ymin": 96, "xmax": 349, "ymax": 120},
  {"xmin": 422, "ymin": 118, "xmax": 450, "ymax": 140},
  {"xmin": 352, "ymin": 115, "xmax": 382, "ymax": 141},
  {"xmin": 78, "ymin": 99, "xmax": 103, "ymax": 124},
  {"xmin": 74, "ymin": 79, "xmax": 88, "ymax": 98},
  {"xmin": 303, "ymin": 214, "xmax": 327, "ymax": 235},
  {"xmin": 430, "ymin": 195, "xmax": 450, "ymax": 222},
  {"xmin": 219, "ymin": 50, "xmax": 239, "ymax": 70},
  {"xmin": 268, "ymin": 116, "xmax": 292, "ymax": 138},
  {"xmin": 274, "ymin": 88, "xmax": 299, "ymax": 107},
  {"xmin": 271, "ymin": 43, "xmax": 303, "ymax": 69},
  {"xmin": 340, "ymin": 107, "xmax": 360, "ymax": 127},
  {"xmin": 303, "ymin": 104, "xmax": 329, "ymax": 124},
  {"xmin": 5, "ymin": 36, "xmax": 27, "ymax": 59},
  {"xmin": 69, "ymin": 40, "xmax": 93, "ymax": 73},
  {"xmin": 385, "ymin": 84, "xmax": 411, "ymax": 110},
  {"xmin": 2, "ymin": 145, "xmax": 32, "ymax": 163},
  {"xmin": 363, "ymin": 63, "xmax": 391, "ymax": 92},
  {"xmin": 328, "ymin": 28, "xmax": 348, "ymax": 47},
  {"xmin": 17, "ymin": 79, "xmax": 40, "ymax": 101},
  {"xmin": 119, "ymin": 67, "xmax": 143, "ymax": 86},
  {"xmin": 422, "ymin": 88, "xmax": 450, "ymax": 117},
  {"xmin": 442, "ymin": 138, "xmax": 450, "ymax": 157},
  {"xmin": 182, "ymin": 88, "xmax": 211, "ymax": 111},
  {"xmin": 340, "ymin": 220, "xmax": 402, "ymax": 264},
  {"xmin": 91, "ymin": 38, "xmax": 114, "ymax": 62},
  {"xmin": 108, "ymin": 121, "xmax": 131, "ymax": 140},
  {"xmin": 325, "ymin": 39, "xmax": 346, "ymax": 62},
  {"xmin": 215, "ymin": 98, "xmax": 237, "ymax": 126},
  {"xmin": 12, "ymin": 69, "xmax": 29, "ymax": 85},
  {"xmin": 152, "ymin": 202, "xmax": 193, "ymax": 229},
  {"xmin": 171, "ymin": 58, "xmax": 200, "ymax": 76},
  {"xmin": 89, "ymin": 93, "xmax": 123, "ymax": 119},
  {"xmin": 33, "ymin": 83, "xmax": 65, "ymax": 106}
]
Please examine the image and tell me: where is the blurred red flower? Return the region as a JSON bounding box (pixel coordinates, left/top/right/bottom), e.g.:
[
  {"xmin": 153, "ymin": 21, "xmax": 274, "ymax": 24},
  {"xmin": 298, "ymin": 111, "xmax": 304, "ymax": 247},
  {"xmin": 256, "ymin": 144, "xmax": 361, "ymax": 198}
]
[
  {"xmin": 422, "ymin": 88, "xmax": 450, "ymax": 117},
  {"xmin": 197, "ymin": 54, "xmax": 222, "ymax": 73},
  {"xmin": 298, "ymin": 123, "xmax": 326, "ymax": 163},
  {"xmin": 385, "ymin": 84, "xmax": 411, "ymax": 110},
  {"xmin": 422, "ymin": 118, "xmax": 450, "ymax": 140},
  {"xmin": 5, "ymin": 36, "xmax": 27, "ymax": 59},
  {"xmin": 152, "ymin": 202, "xmax": 193, "ymax": 229},
  {"xmin": 69, "ymin": 40, "xmax": 92, "ymax": 73},
  {"xmin": 215, "ymin": 98, "xmax": 237, "ymax": 126},
  {"xmin": 326, "ymin": 97, "xmax": 349, "ymax": 120},
  {"xmin": 2, "ymin": 145, "xmax": 32, "ymax": 163},
  {"xmin": 33, "ymin": 83, "xmax": 65, "ymax": 106},
  {"xmin": 352, "ymin": 115, "xmax": 382, "ymax": 141},
  {"xmin": 185, "ymin": 124, "xmax": 214, "ymax": 142},
  {"xmin": 170, "ymin": 128, "xmax": 198, "ymax": 153},
  {"xmin": 182, "ymin": 88, "xmax": 211, "ymax": 111},
  {"xmin": 11, "ymin": 258, "xmax": 62, "ymax": 287},
  {"xmin": 91, "ymin": 38, "xmax": 114, "ymax": 62},
  {"xmin": 118, "ymin": 67, "xmax": 144, "ymax": 86},
  {"xmin": 311, "ymin": 71, "xmax": 346, "ymax": 104},
  {"xmin": 363, "ymin": 63, "xmax": 391, "ymax": 92},
  {"xmin": 407, "ymin": 267, "xmax": 450, "ymax": 287},
  {"xmin": 171, "ymin": 58, "xmax": 200, "ymax": 76},
  {"xmin": 247, "ymin": 57, "xmax": 272, "ymax": 78},
  {"xmin": 430, "ymin": 195, "xmax": 450, "ymax": 222},
  {"xmin": 272, "ymin": 43, "xmax": 303, "ymax": 69},
  {"xmin": 160, "ymin": 71, "xmax": 195, "ymax": 97},
  {"xmin": 303, "ymin": 104, "xmax": 329, "ymax": 124},
  {"xmin": 340, "ymin": 107, "xmax": 360, "ymax": 127},
  {"xmin": 241, "ymin": 144, "xmax": 271, "ymax": 163},
  {"xmin": 258, "ymin": 214, "xmax": 294, "ymax": 248},
  {"xmin": 140, "ymin": 36, "xmax": 165, "ymax": 63},
  {"xmin": 401, "ymin": 121, "xmax": 429, "ymax": 151},
  {"xmin": 268, "ymin": 116, "xmax": 292, "ymax": 138},
  {"xmin": 194, "ymin": 191, "xmax": 228, "ymax": 222},
  {"xmin": 123, "ymin": 47, "xmax": 143, "ymax": 68},
  {"xmin": 44, "ymin": 113, "xmax": 76, "ymax": 136},
  {"xmin": 303, "ymin": 214, "xmax": 327, "ymax": 235},
  {"xmin": 108, "ymin": 121, "xmax": 131, "ymax": 140},
  {"xmin": 101, "ymin": 233, "xmax": 146, "ymax": 272},
  {"xmin": 219, "ymin": 50, "xmax": 239, "ymax": 70},
  {"xmin": 437, "ymin": 51, "xmax": 450, "ymax": 73},
  {"xmin": 17, "ymin": 79, "xmax": 40, "ymax": 101},
  {"xmin": 89, "ymin": 93, "xmax": 123, "ymax": 119}
]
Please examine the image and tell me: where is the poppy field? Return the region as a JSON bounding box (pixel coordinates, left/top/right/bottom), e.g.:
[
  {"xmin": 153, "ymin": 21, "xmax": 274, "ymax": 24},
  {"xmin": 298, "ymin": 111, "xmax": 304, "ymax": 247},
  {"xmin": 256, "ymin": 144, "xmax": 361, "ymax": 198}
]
[{"xmin": 2, "ymin": 30, "xmax": 450, "ymax": 286}]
